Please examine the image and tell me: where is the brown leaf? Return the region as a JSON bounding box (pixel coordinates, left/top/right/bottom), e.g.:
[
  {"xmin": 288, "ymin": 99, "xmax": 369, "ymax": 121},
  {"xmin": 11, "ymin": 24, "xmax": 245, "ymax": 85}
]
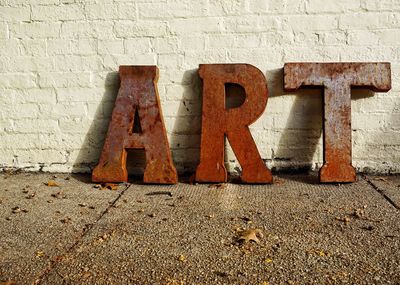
[
  {"xmin": 208, "ymin": 183, "xmax": 226, "ymax": 189},
  {"xmin": 178, "ymin": 255, "xmax": 186, "ymax": 262},
  {"xmin": 35, "ymin": 250, "xmax": 45, "ymax": 258},
  {"xmin": 45, "ymin": 180, "xmax": 59, "ymax": 187},
  {"xmin": 1, "ymin": 280, "xmax": 16, "ymax": 285},
  {"xmin": 95, "ymin": 183, "xmax": 119, "ymax": 191},
  {"xmin": 11, "ymin": 206, "xmax": 21, "ymax": 214},
  {"xmin": 238, "ymin": 228, "xmax": 264, "ymax": 244},
  {"xmin": 60, "ymin": 217, "xmax": 71, "ymax": 224},
  {"xmin": 374, "ymin": 177, "xmax": 388, "ymax": 182}
]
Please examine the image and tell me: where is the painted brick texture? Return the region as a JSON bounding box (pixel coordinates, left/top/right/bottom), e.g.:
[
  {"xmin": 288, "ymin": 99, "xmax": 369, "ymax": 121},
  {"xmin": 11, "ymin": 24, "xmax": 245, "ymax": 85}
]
[{"xmin": 0, "ymin": 0, "xmax": 399, "ymax": 174}]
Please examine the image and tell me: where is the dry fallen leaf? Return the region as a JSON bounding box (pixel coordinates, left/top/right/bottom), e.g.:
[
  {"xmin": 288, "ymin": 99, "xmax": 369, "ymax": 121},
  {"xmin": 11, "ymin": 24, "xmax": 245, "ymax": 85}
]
[
  {"xmin": 178, "ymin": 255, "xmax": 186, "ymax": 262},
  {"xmin": 238, "ymin": 228, "xmax": 264, "ymax": 244},
  {"xmin": 208, "ymin": 183, "xmax": 226, "ymax": 189},
  {"xmin": 95, "ymin": 183, "xmax": 119, "ymax": 191},
  {"xmin": 35, "ymin": 250, "xmax": 45, "ymax": 258},
  {"xmin": 335, "ymin": 216, "xmax": 350, "ymax": 224},
  {"xmin": 0, "ymin": 280, "xmax": 16, "ymax": 285},
  {"xmin": 11, "ymin": 207, "xmax": 21, "ymax": 214},
  {"xmin": 264, "ymin": 258, "xmax": 273, "ymax": 263},
  {"xmin": 374, "ymin": 177, "xmax": 388, "ymax": 182},
  {"xmin": 166, "ymin": 279, "xmax": 185, "ymax": 285},
  {"xmin": 45, "ymin": 180, "xmax": 59, "ymax": 187},
  {"xmin": 274, "ymin": 178, "xmax": 285, "ymax": 185},
  {"xmin": 60, "ymin": 217, "xmax": 71, "ymax": 224}
]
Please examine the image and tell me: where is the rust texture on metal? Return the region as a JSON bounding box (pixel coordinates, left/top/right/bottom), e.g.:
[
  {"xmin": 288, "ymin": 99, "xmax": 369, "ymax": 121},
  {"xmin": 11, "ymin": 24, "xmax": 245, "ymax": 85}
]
[
  {"xmin": 284, "ymin": 62, "xmax": 391, "ymax": 183},
  {"xmin": 92, "ymin": 66, "xmax": 178, "ymax": 184},
  {"xmin": 195, "ymin": 64, "xmax": 273, "ymax": 183}
]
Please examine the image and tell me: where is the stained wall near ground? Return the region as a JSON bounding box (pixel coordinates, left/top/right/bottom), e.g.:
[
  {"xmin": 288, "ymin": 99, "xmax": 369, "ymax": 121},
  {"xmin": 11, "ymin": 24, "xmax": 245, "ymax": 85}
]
[{"xmin": 0, "ymin": 0, "xmax": 399, "ymax": 174}]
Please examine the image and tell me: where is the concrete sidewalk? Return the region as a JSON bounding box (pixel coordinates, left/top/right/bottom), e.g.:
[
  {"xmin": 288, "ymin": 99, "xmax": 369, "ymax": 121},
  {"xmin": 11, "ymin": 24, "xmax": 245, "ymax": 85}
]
[{"xmin": 0, "ymin": 172, "xmax": 399, "ymax": 285}]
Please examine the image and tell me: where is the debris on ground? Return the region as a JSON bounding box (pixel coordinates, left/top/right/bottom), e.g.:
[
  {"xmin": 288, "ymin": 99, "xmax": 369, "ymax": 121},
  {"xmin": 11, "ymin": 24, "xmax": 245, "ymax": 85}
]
[
  {"xmin": 146, "ymin": 191, "xmax": 173, "ymax": 197},
  {"xmin": 178, "ymin": 255, "xmax": 186, "ymax": 262},
  {"xmin": 51, "ymin": 191, "xmax": 66, "ymax": 199},
  {"xmin": 374, "ymin": 177, "xmax": 388, "ymax": 182},
  {"xmin": 35, "ymin": 251, "xmax": 45, "ymax": 258},
  {"xmin": 353, "ymin": 207, "xmax": 366, "ymax": 219},
  {"xmin": 264, "ymin": 258, "xmax": 273, "ymax": 263},
  {"xmin": 60, "ymin": 217, "xmax": 72, "ymax": 224},
  {"xmin": 45, "ymin": 180, "xmax": 59, "ymax": 187},
  {"xmin": 237, "ymin": 228, "xmax": 264, "ymax": 244},
  {"xmin": 208, "ymin": 183, "xmax": 226, "ymax": 189},
  {"xmin": 11, "ymin": 206, "xmax": 21, "ymax": 214},
  {"xmin": 93, "ymin": 230, "xmax": 117, "ymax": 245},
  {"xmin": 241, "ymin": 216, "xmax": 253, "ymax": 224},
  {"xmin": 94, "ymin": 183, "xmax": 119, "ymax": 191},
  {"xmin": 25, "ymin": 193, "xmax": 36, "ymax": 199},
  {"xmin": 335, "ymin": 216, "xmax": 350, "ymax": 224},
  {"xmin": 0, "ymin": 280, "xmax": 17, "ymax": 285}
]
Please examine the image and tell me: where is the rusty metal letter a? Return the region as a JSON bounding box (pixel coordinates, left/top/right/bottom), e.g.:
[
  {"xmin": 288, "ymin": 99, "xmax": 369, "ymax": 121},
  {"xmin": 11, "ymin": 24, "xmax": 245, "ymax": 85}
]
[
  {"xmin": 92, "ymin": 66, "xmax": 178, "ymax": 184},
  {"xmin": 195, "ymin": 64, "xmax": 273, "ymax": 183},
  {"xmin": 284, "ymin": 63, "xmax": 391, "ymax": 183}
]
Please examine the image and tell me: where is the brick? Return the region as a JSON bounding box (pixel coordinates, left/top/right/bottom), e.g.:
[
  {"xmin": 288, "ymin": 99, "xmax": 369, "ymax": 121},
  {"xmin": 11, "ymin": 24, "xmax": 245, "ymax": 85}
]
[
  {"xmin": 285, "ymin": 15, "xmax": 338, "ymax": 31},
  {"xmin": 306, "ymin": 0, "xmax": 360, "ymax": 13},
  {"xmin": 38, "ymin": 72, "xmax": 92, "ymax": 88},
  {"xmin": 124, "ymin": 38, "xmax": 152, "ymax": 54},
  {"xmin": 0, "ymin": 39, "xmax": 23, "ymax": 56},
  {"xmin": 0, "ymin": 6, "xmax": 30, "ymax": 21},
  {"xmin": 98, "ymin": 39, "xmax": 124, "ymax": 55},
  {"xmin": 32, "ymin": 4, "xmax": 85, "ymax": 21},
  {"xmin": 61, "ymin": 21, "xmax": 114, "ymax": 39},
  {"xmin": 20, "ymin": 39, "xmax": 47, "ymax": 56},
  {"xmin": 102, "ymin": 54, "xmax": 156, "ymax": 70},
  {"xmin": 114, "ymin": 20, "xmax": 167, "ymax": 37},
  {"xmin": 47, "ymin": 39, "xmax": 71, "ymax": 55},
  {"xmin": 56, "ymin": 87, "xmax": 103, "ymax": 102},
  {"xmin": 0, "ymin": 22, "xmax": 8, "ymax": 39},
  {"xmin": 13, "ymin": 119, "xmax": 59, "ymax": 133},
  {"xmin": 169, "ymin": 18, "xmax": 223, "ymax": 35},
  {"xmin": 38, "ymin": 102, "xmax": 86, "ymax": 119},
  {"xmin": 0, "ymin": 73, "xmax": 37, "ymax": 89},
  {"xmin": 363, "ymin": 0, "xmax": 400, "ymax": 11},
  {"xmin": 339, "ymin": 13, "xmax": 380, "ymax": 29},
  {"xmin": 6, "ymin": 56, "xmax": 55, "ymax": 72},
  {"xmin": 70, "ymin": 39, "xmax": 97, "ymax": 55},
  {"xmin": 115, "ymin": 2, "xmax": 136, "ymax": 20},
  {"xmin": 138, "ymin": 0, "xmax": 206, "ymax": 18},
  {"xmin": 11, "ymin": 22, "xmax": 61, "ymax": 39},
  {"xmin": 15, "ymin": 89, "xmax": 57, "ymax": 104},
  {"xmin": 84, "ymin": 3, "xmax": 117, "ymax": 20}
]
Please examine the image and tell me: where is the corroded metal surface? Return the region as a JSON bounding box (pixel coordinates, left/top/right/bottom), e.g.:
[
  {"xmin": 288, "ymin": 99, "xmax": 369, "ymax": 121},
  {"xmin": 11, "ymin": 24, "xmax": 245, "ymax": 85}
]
[
  {"xmin": 195, "ymin": 64, "xmax": 273, "ymax": 183},
  {"xmin": 284, "ymin": 62, "xmax": 391, "ymax": 183},
  {"xmin": 92, "ymin": 66, "xmax": 178, "ymax": 184}
]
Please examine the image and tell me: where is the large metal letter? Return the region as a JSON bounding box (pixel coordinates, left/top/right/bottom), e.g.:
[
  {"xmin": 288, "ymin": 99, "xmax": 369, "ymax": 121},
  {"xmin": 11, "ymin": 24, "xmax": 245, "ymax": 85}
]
[
  {"xmin": 284, "ymin": 63, "xmax": 391, "ymax": 183},
  {"xmin": 195, "ymin": 64, "xmax": 273, "ymax": 183},
  {"xmin": 92, "ymin": 66, "xmax": 178, "ymax": 184}
]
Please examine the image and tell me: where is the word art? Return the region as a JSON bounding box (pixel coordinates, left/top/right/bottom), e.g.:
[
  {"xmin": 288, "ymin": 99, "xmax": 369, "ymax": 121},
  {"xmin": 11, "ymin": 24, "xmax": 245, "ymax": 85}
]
[{"xmin": 92, "ymin": 63, "xmax": 391, "ymax": 184}]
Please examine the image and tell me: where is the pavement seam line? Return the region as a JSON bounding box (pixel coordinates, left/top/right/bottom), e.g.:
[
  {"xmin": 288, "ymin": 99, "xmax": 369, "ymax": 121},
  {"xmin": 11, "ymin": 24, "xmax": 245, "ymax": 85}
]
[
  {"xmin": 362, "ymin": 174, "xmax": 399, "ymax": 210},
  {"xmin": 32, "ymin": 183, "xmax": 132, "ymax": 285}
]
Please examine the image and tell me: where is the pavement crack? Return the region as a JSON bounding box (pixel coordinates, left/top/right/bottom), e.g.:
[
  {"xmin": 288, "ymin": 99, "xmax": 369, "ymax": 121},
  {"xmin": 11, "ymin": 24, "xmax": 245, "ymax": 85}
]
[
  {"xmin": 362, "ymin": 175, "xmax": 399, "ymax": 210},
  {"xmin": 33, "ymin": 183, "xmax": 132, "ymax": 285}
]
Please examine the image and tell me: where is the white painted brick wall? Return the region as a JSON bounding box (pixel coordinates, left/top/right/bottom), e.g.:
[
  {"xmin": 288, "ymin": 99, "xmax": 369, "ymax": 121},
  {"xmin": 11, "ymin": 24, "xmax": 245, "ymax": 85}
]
[{"xmin": 0, "ymin": 0, "xmax": 399, "ymax": 174}]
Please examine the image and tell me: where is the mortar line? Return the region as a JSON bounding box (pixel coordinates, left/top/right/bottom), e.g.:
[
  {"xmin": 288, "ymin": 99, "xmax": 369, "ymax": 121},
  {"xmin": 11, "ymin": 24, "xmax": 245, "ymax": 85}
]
[
  {"xmin": 33, "ymin": 183, "xmax": 132, "ymax": 285},
  {"xmin": 362, "ymin": 174, "xmax": 399, "ymax": 211}
]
